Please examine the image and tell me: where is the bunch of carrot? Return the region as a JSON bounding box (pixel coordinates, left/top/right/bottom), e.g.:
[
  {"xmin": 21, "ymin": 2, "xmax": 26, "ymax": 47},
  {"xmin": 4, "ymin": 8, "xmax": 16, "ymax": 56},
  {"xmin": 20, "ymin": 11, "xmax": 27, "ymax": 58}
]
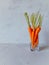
[{"xmin": 24, "ymin": 11, "xmax": 42, "ymax": 48}]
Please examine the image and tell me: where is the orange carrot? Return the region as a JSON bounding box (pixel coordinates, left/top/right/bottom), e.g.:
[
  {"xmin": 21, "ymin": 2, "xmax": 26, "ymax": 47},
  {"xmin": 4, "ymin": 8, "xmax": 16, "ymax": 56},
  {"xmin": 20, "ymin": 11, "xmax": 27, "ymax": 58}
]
[
  {"xmin": 32, "ymin": 36, "xmax": 38, "ymax": 48},
  {"xmin": 35, "ymin": 35, "xmax": 39, "ymax": 47},
  {"xmin": 34, "ymin": 26, "xmax": 41, "ymax": 42},
  {"xmin": 36, "ymin": 26, "xmax": 41, "ymax": 34},
  {"xmin": 31, "ymin": 30, "xmax": 35, "ymax": 48},
  {"xmin": 28, "ymin": 27, "xmax": 32, "ymax": 42},
  {"xmin": 32, "ymin": 26, "xmax": 41, "ymax": 48},
  {"xmin": 31, "ymin": 26, "xmax": 40, "ymax": 48}
]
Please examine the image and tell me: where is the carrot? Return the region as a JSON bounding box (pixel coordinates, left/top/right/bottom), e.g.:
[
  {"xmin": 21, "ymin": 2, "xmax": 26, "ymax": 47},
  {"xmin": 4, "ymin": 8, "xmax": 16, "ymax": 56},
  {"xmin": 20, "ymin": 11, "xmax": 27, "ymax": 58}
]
[
  {"xmin": 34, "ymin": 35, "xmax": 39, "ymax": 47},
  {"xmin": 31, "ymin": 26, "xmax": 40, "ymax": 48},
  {"xmin": 28, "ymin": 27, "xmax": 32, "ymax": 42},
  {"xmin": 31, "ymin": 30, "xmax": 35, "ymax": 48},
  {"xmin": 34, "ymin": 26, "xmax": 41, "ymax": 42},
  {"xmin": 32, "ymin": 26, "xmax": 41, "ymax": 48},
  {"xmin": 28, "ymin": 27, "xmax": 36, "ymax": 48},
  {"xmin": 32, "ymin": 36, "xmax": 38, "ymax": 48},
  {"xmin": 36, "ymin": 26, "xmax": 41, "ymax": 34}
]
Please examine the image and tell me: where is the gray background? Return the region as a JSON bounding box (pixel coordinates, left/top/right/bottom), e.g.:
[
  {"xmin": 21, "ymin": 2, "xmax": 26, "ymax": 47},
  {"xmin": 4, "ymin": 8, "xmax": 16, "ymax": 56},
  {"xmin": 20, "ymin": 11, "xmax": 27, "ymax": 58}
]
[
  {"xmin": 0, "ymin": 0, "xmax": 49, "ymax": 44},
  {"xmin": 0, "ymin": 0, "xmax": 49, "ymax": 65}
]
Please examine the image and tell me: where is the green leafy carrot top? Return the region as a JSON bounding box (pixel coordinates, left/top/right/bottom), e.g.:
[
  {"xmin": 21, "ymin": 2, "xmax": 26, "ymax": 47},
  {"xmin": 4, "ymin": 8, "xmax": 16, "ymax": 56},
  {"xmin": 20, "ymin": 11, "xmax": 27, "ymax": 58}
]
[{"xmin": 24, "ymin": 11, "xmax": 43, "ymax": 29}]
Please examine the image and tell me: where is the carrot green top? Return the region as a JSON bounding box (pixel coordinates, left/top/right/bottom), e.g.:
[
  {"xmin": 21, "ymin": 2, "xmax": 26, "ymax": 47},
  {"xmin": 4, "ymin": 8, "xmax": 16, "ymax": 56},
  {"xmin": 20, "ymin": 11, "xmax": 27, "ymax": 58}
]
[
  {"xmin": 24, "ymin": 11, "xmax": 43, "ymax": 29},
  {"xmin": 24, "ymin": 12, "xmax": 31, "ymax": 27}
]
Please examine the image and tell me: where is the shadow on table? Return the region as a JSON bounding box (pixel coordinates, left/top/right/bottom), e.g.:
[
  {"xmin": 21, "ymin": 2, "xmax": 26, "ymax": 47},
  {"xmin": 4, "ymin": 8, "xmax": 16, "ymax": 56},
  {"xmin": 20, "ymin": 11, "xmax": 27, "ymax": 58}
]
[
  {"xmin": 39, "ymin": 45, "xmax": 49, "ymax": 51},
  {"xmin": 40, "ymin": 31, "xmax": 49, "ymax": 51}
]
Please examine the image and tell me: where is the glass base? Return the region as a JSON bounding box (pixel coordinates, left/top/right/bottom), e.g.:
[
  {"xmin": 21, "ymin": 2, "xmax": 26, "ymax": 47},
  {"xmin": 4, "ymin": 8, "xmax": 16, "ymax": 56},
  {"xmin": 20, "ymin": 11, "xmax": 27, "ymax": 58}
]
[{"xmin": 30, "ymin": 44, "xmax": 39, "ymax": 51}]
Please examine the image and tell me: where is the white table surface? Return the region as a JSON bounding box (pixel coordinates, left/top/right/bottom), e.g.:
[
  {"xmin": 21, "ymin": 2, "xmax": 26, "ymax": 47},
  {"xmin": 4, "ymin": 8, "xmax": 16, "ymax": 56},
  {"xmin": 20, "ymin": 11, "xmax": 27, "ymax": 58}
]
[{"xmin": 0, "ymin": 43, "xmax": 49, "ymax": 65}]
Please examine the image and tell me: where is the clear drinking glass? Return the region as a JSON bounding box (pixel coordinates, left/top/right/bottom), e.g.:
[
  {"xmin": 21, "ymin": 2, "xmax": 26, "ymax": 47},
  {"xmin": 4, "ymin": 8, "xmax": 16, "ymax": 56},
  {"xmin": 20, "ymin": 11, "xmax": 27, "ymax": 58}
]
[
  {"xmin": 28, "ymin": 27, "xmax": 41, "ymax": 51},
  {"xmin": 30, "ymin": 35, "xmax": 39, "ymax": 51}
]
